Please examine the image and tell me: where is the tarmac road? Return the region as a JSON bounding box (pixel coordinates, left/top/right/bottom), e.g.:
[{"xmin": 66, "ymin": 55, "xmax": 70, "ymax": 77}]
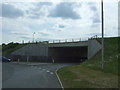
[{"xmin": 2, "ymin": 62, "xmax": 76, "ymax": 88}]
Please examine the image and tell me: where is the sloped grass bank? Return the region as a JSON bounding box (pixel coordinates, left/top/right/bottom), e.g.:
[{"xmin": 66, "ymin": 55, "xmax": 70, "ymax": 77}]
[
  {"xmin": 58, "ymin": 65, "xmax": 118, "ymax": 88},
  {"xmin": 57, "ymin": 37, "xmax": 119, "ymax": 88},
  {"xmin": 2, "ymin": 43, "xmax": 26, "ymax": 55}
]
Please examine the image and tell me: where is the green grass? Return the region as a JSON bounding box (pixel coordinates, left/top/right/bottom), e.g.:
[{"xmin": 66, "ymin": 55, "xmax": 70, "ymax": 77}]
[
  {"xmin": 58, "ymin": 65, "xmax": 118, "ymax": 88},
  {"xmin": 57, "ymin": 37, "xmax": 119, "ymax": 88},
  {"xmin": 2, "ymin": 44, "xmax": 26, "ymax": 55},
  {"xmin": 83, "ymin": 37, "xmax": 119, "ymax": 74}
]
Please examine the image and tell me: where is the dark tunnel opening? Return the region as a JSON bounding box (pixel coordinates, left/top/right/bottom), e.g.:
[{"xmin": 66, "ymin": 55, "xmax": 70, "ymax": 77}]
[{"xmin": 48, "ymin": 46, "xmax": 88, "ymax": 63}]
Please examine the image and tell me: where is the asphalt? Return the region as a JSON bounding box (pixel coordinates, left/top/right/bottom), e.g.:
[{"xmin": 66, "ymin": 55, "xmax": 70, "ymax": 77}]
[{"xmin": 2, "ymin": 62, "xmax": 77, "ymax": 88}]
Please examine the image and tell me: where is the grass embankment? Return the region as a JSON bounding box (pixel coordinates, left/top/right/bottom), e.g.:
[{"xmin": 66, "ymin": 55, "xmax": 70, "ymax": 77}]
[
  {"xmin": 57, "ymin": 37, "xmax": 119, "ymax": 88},
  {"xmin": 2, "ymin": 43, "xmax": 26, "ymax": 55}
]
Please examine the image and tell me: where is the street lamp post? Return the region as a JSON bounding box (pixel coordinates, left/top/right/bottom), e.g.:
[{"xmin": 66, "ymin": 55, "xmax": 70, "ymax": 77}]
[
  {"xmin": 33, "ymin": 32, "xmax": 35, "ymax": 43},
  {"xmin": 101, "ymin": 0, "xmax": 104, "ymax": 70}
]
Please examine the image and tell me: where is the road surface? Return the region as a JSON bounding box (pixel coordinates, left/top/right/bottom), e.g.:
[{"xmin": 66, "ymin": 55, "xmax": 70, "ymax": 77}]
[{"xmin": 2, "ymin": 62, "xmax": 76, "ymax": 88}]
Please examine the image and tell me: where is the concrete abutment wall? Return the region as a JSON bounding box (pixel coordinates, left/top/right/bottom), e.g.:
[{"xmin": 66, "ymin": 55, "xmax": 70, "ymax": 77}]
[
  {"xmin": 10, "ymin": 39, "xmax": 101, "ymax": 63},
  {"xmin": 88, "ymin": 39, "xmax": 102, "ymax": 59}
]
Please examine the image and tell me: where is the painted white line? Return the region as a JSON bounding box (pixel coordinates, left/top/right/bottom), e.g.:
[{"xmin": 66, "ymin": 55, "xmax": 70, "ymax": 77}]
[
  {"xmin": 39, "ymin": 68, "xmax": 41, "ymax": 69},
  {"xmin": 50, "ymin": 72, "xmax": 54, "ymax": 74},
  {"xmin": 46, "ymin": 70, "xmax": 50, "ymax": 72},
  {"xmin": 43, "ymin": 69, "xmax": 46, "ymax": 70},
  {"xmin": 55, "ymin": 69, "xmax": 64, "ymax": 90}
]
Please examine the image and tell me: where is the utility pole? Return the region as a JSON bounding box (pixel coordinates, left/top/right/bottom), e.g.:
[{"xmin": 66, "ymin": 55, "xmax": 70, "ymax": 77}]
[
  {"xmin": 33, "ymin": 32, "xmax": 35, "ymax": 43},
  {"xmin": 101, "ymin": 0, "xmax": 104, "ymax": 71}
]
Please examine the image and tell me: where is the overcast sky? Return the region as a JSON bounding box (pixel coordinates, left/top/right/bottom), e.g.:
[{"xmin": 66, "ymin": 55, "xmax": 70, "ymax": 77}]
[{"xmin": 0, "ymin": 0, "xmax": 119, "ymax": 44}]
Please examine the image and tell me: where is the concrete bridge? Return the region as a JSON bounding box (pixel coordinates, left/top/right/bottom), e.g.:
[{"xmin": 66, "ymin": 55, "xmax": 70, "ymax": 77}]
[{"xmin": 11, "ymin": 36, "xmax": 102, "ymax": 63}]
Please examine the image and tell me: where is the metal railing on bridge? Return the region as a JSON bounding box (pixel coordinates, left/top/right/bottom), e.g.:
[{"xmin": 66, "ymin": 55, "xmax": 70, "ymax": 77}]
[
  {"xmin": 48, "ymin": 37, "xmax": 88, "ymax": 44},
  {"xmin": 26, "ymin": 35, "xmax": 101, "ymax": 44},
  {"xmin": 89, "ymin": 35, "xmax": 101, "ymax": 44}
]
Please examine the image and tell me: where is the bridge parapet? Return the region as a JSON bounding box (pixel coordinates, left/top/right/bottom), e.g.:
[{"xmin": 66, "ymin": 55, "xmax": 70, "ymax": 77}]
[
  {"xmin": 26, "ymin": 37, "xmax": 89, "ymax": 44},
  {"xmin": 48, "ymin": 41, "xmax": 88, "ymax": 47},
  {"xmin": 48, "ymin": 37, "xmax": 88, "ymax": 44},
  {"xmin": 26, "ymin": 35, "xmax": 100, "ymax": 45},
  {"xmin": 88, "ymin": 35, "xmax": 101, "ymax": 44}
]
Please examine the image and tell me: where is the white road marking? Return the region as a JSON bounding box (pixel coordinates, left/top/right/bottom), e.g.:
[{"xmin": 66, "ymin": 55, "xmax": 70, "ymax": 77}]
[
  {"xmin": 43, "ymin": 69, "xmax": 46, "ymax": 70},
  {"xmin": 46, "ymin": 70, "xmax": 50, "ymax": 72},
  {"xmin": 50, "ymin": 72, "xmax": 54, "ymax": 74},
  {"xmin": 55, "ymin": 69, "xmax": 64, "ymax": 89}
]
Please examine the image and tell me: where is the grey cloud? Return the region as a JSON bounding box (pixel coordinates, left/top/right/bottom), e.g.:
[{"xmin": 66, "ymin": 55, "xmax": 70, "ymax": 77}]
[
  {"xmin": 12, "ymin": 33, "xmax": 28, "ymax": 36},
  {"xmin": 87, "ymin": 2, "xmax": 95, "ymax": 5},
  {"xmin": 90, "ymin": 6, "xmax": 97, "ymax": 11},
  {"xmin": 112, "ymin": 27, "xmax": 117, "ymax": 30},
  {"xmin": 0, "ymin": 4, "xmax": 24, "ymax": 18},
  {"xmin": 87, "ymin": 2, "xmax": 97, "ymax": 12},
  {"xmin": 36, "ymin": 38, "xmax": 53, "ymax": 41},
  {"xmin": 92, "ymin": 17, "xmax": 100, "ymax": 23},
  {"xmin": 26, "ymin": 2, "xmax": 52, "ymax": 19},
  {"xmin": 88, "ymin": 2, "xmax": 100, "ymax": 24},
  {"xmin": 37, "ymin": 2, "xmax": 52, "ymax": 6},
  {"xmin": 91, "ymin": 23, "xmax": 100, "ymax": 28},
  {"xmin": 27, "ymin": 13, "xmax": 41, "ymax": 19},
  {"xmin": 59, "ymin": 25, "xmax": 65, "ymax": 28},
  {"xmin": 26, "ymin": 8, "xmax": 42, "ymax": 19},
  {"xmin": 49, "ymin": 2, "xmax": 81, "ymax": 19},
  {"xmin": 20, "ymin": 36, "xmax": 31, "ymax": 40},
  {"xmin": 39, "ymin": 32, "xmax": 50, "ymax": 36},
  {"xmin": 91, "ymin": 13, "xmax": 100, "ymax": 23}
]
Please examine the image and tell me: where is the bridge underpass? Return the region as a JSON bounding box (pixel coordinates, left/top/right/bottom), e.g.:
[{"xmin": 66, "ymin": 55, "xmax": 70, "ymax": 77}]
[
  {"xmin": 11, "ymin": 38, "xmax": 101, "ymax": 63},
  {"xmin": 48, "ymin": 46, "xmax": 88, "ymax": 63}
]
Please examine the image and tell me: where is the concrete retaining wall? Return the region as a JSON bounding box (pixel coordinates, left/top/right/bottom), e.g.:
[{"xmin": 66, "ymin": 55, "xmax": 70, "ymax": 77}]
[
  {"xmin": 11, "ymin": 39, "xmax": 101, "ymax": 62},
  {"xmin": 11, "ymin": 43, "xmax": 48, "ymax": 57},
  {"xmin": 88, "ymin": 39, "xmax": 102, "ymax": 59}
]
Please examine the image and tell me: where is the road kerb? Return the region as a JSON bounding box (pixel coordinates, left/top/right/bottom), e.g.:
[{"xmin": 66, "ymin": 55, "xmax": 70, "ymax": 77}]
[{"xmin": 55, "ymin": 69, "xmax": 64, "ymax": 90}]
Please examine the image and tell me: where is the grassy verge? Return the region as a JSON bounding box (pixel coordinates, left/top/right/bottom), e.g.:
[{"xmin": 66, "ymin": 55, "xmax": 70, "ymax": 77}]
[
  {"xmin": 2, "ymin": 44, "xmax": 26, "ymax": 55},
  {"xmin": 57, "ymin": 37, "xmax": 119, "ymax": 88},
  {"xmin": 58, "ymin": 65, "xmax": 118, "ymax": 88}
]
